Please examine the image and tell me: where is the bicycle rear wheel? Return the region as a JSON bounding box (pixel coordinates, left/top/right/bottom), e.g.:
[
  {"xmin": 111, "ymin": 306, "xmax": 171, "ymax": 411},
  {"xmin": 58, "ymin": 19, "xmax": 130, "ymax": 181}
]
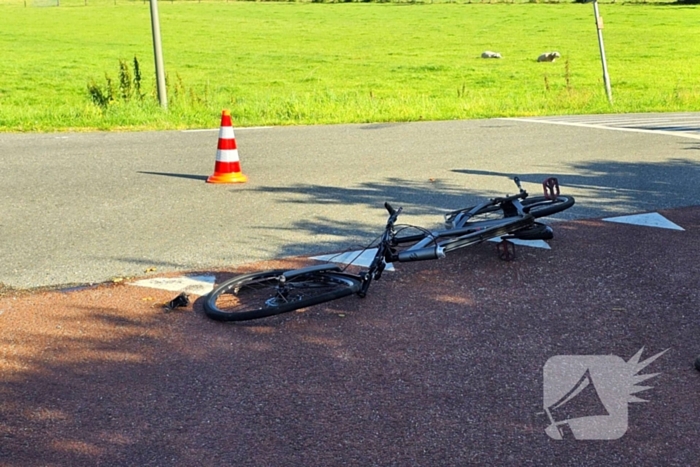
[
  {"xmin": 204, "ymin": 270, "xmax": 362, "ymax": 321},
  {"xmin": 509, "ymin": 221, "xmax": 554, "ymax": 240},
  {"xmin": 521, "ymin": 195, "xmax": 575, "ymax": 218},
  {"xmin": 445, "ymin": 195, "xmax": 575, "ymax": 227}
]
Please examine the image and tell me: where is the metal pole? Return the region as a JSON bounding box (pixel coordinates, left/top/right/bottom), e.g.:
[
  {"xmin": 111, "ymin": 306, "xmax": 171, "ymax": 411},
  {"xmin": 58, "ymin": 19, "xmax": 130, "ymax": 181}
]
[
  {"xmin": 593, "ymin": 0, "xmax": 613, "ymax": 105},
  {"xmin": 149, "ymin": 0, "xmax": 168, "ymax": 109}
]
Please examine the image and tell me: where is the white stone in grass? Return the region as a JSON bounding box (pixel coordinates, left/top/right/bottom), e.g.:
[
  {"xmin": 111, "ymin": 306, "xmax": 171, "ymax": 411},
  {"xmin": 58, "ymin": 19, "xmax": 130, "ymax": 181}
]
[
  {"xmin": 481, "ymin": 51, "xmax": 502, "ymax": 59},
  {"xmin": 537, "ymin": 51, "xmax": 561, "ymax": 62}
]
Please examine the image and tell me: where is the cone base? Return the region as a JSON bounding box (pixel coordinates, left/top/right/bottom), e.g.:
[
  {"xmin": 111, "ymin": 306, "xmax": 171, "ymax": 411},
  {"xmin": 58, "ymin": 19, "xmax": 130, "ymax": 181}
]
[{"xmin": 207, "ymin": 172, "xmax": 248, "ymax": 184}]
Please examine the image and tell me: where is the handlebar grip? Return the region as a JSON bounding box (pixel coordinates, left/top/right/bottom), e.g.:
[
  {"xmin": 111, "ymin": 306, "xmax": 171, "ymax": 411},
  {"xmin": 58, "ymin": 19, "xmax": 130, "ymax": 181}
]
[
  {"xmin": 384, "ymin": 202, "xmax": 402, "ymax": 225},
  {"xmin": 396, "ymin": 246, "xmax": 445, "ymax": 262},
  {"xmin": 384, "ymin": 202, "xmax": 396, "ymax": 216}
]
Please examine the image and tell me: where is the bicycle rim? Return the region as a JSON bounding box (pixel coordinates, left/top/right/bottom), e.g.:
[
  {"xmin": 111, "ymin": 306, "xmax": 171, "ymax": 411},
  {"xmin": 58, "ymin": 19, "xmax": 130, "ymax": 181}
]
[{"xmin": 204, "ymin": 270, "xmax": 362, "ymax": 321}]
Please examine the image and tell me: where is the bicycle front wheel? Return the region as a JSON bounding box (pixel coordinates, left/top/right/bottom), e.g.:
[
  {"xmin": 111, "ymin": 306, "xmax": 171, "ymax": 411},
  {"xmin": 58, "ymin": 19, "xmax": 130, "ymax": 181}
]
[{"xmin": 204, "ymin": 270, "xmax": 362, "ymax": 321}]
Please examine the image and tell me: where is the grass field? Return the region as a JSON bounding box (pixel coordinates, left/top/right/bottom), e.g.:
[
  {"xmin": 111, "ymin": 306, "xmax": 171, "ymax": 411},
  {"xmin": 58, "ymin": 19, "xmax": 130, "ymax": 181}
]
[{"xmin": 0, "ymin": 1, "xmax": 698, "ymax": 131}]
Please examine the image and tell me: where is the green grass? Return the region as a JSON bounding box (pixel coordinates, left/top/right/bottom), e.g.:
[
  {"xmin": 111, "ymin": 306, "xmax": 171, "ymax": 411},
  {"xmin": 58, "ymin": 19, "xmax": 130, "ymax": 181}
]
[{"xmin": 0, "ymin": 1, "xmax": 698, "ymax": 131}]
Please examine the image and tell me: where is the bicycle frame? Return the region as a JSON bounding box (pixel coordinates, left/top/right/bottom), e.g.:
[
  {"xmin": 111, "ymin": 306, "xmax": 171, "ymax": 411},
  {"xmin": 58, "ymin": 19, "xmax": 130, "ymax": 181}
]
[
  {"xmin": 355, "ymin": 196, "xmax": 535, "ymax": 296},
  {"xmin": 203, "ymin": 176, "xmax": 574, "ymax": 321},
  {"xmin": 395, "ymin": 203, "xmax": 533, "ymax": 252},
  {"xmin": 444, "ymin": 176, "xmax": 529, "ymax": 229},
  {"xmin": 391, "ymin": 180, "xmax": 536, "ymax": 256},
  {"xmin": 261, "ymin": 178, "xmax": 557, "ymax": 298}
]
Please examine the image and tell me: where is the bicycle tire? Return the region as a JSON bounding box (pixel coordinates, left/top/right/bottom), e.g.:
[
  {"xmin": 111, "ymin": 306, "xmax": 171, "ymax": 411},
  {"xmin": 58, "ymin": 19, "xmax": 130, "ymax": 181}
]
[
  {"xmin": 521, "ymin": 195, "xmax": 575, "ymax": 219},
  {"xmin": 445, "ymin": 195, "xmax": 575, "ymax": 226},
  {"xmin": 510, "ymin": 222, "xmax": 554, "ymax": 240},
  {"xmin": 204, "ymin": 269, "xmax": 362, "ymax": 322}
]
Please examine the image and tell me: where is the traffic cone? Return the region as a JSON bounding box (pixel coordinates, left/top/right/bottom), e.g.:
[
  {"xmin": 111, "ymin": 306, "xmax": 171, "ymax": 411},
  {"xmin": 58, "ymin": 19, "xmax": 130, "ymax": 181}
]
[{"xmin": 207, "ymin": 110, "xmax": 247, "ymax": 184}]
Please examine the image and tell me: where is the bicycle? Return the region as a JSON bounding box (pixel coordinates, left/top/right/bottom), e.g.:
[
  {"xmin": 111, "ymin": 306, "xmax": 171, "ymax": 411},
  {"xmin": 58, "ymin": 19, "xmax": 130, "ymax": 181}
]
[{"xmin": 204, "ymin": 177, "xmax": 574, "ymax": 321}]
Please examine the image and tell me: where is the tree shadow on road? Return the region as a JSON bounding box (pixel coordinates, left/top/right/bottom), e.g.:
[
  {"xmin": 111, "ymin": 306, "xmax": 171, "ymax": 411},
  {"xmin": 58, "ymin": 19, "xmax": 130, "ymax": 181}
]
[
  {"xmin": 453, "ymin": 157, "xmax": 700, "ymax": 220},
  {"xmin": 242, "ymin": 158, "xmax": 700, "ymax": 259},
  {"xmin": 241, "ymin": 177, "xmax": 485, "ymax": 214}
]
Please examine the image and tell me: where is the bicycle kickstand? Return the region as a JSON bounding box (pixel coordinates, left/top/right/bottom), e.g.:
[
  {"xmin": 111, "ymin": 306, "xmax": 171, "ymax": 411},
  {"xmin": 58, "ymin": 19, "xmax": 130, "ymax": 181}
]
[{"xmin": 496, "ymin": 238, "xmax": 516, "ymax": 261}]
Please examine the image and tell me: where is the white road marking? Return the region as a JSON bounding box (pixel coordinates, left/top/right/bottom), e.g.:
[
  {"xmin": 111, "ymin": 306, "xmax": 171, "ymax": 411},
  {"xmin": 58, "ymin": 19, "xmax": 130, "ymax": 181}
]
[
  {"xmin": 602, "ymin": 212, "xmax": 685, "ymax": 231},
  {"xmin": 182, "ymin": 126, "xmax": 273, "ymax": 133},
  {"xmin": 501, "ymin": 113, "xmax": 700, "ymax": 140},
  {"xmin": 131, "ymin": 275, "xmax": 217, "ymax": 295},
  {"xmin": 310, "ymin": 249, "xmax": 395, "ymax": 271},
  {"xmin": 487, "ymin": 237, "xmax": 551, "ymax": 249}
]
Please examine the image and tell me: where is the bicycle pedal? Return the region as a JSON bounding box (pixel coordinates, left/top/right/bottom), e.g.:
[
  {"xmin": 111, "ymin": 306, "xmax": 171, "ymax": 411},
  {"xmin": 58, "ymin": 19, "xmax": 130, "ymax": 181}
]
[
  {"xmin": 164, "ymin": 292, "xmax": 190, "ymax": 312},
  {"xmin": 543, "ymin": 177, "xmax": 560, "ymax": 200},
  {"xmin": 496, "ymin": 239, "xmax": 516, "ymax": 261}
]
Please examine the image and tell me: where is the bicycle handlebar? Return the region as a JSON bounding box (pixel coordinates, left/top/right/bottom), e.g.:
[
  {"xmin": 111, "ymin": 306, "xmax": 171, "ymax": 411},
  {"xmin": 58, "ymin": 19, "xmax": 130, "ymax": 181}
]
[{"xmin": 384, "ymin": 202, "xmax": 402, "ymax": 227}]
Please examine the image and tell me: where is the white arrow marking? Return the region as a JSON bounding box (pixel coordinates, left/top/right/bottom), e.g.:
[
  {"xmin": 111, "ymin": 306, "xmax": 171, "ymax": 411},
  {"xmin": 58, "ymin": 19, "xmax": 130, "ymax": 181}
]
[
  {"xmin": 310, "ymin": 249, "xmax": 395, "ymax": 271},
  {"xmin": 602, "ymin": 212, "xmax": 684, "ymax": 231}
]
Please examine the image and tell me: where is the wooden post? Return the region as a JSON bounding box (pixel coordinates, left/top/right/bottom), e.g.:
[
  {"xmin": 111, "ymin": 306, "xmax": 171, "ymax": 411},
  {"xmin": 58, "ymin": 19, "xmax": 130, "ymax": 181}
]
[
  {"xmin": 149, "ymin": 0, "xmax": 168, "ymax": 109},
  {"xmin": 592, "ymin": 0, "xmax": 613, "ymax": 104}
]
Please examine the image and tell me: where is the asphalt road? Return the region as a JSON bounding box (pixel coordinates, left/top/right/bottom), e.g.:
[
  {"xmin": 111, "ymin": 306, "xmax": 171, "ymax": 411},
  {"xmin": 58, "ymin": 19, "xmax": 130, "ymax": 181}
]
[{"xmin": 1, "ymin": 112, "xmax": 699, "ymax": 289}]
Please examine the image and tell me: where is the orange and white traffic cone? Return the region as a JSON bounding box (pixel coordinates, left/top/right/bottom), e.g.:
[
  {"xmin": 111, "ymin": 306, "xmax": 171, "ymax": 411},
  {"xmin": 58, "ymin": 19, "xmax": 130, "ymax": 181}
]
[{"xmin": 207, "ymin": 110, "xmax": 247, "ymax": 184}]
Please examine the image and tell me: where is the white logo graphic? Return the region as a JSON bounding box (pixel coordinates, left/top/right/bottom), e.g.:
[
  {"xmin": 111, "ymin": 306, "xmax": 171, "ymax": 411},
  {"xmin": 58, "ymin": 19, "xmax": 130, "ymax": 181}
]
[{"xmin": 543, "ymin": 348, "xmax": 667, "ymax": 440}]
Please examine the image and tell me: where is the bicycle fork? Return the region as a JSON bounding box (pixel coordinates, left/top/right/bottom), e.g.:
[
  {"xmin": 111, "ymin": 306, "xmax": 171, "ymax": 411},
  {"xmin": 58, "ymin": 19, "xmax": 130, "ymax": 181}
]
[{"xmin": 358, "ymin": 245, "xmax": 445, "ymax": 297}]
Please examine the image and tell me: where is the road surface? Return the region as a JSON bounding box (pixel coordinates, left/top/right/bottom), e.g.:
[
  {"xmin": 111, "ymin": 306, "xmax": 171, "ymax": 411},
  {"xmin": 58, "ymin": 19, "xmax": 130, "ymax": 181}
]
[{"xmin": 1, "ymin": 112, "xmax": 699, "ymax": 289}]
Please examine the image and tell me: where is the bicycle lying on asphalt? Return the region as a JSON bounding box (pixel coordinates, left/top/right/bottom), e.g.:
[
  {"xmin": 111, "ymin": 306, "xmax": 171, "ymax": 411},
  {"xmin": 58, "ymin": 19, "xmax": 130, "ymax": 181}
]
[{"xmin": 204, "ymin": 177, "xmax": 575, "ymax": 321}]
